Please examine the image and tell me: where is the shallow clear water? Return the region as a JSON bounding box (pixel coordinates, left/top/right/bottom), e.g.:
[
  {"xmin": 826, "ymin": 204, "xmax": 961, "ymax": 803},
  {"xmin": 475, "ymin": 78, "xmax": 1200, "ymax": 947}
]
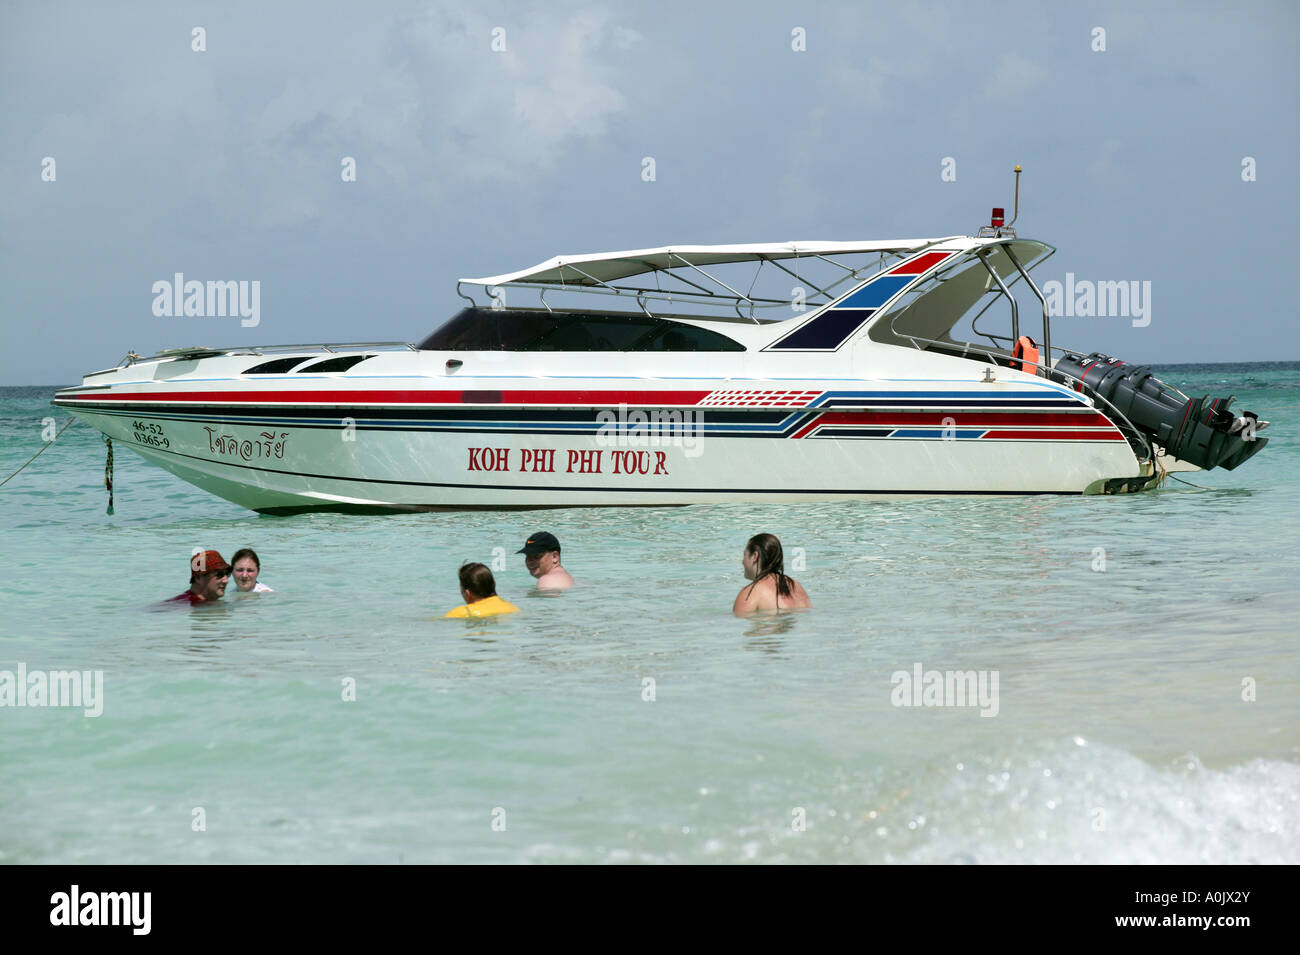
[{"xmin": 2, "ymin": 364, "xmax": 1297, "ymax": 863}]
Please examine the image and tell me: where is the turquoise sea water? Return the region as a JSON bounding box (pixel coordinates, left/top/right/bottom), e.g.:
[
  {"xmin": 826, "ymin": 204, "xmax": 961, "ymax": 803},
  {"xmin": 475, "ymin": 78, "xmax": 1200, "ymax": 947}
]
[{"xmin": 2, "ymin": 364, "xmax": 1298, "ymax": 863}]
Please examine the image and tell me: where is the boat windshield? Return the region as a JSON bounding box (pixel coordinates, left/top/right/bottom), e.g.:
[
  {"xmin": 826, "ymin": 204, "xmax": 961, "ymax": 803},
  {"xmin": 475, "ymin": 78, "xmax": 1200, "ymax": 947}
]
[
  {"xmin": 866, "ymin": 240, "xmax": 1054, "ymax": 357},
  {"xmin": 417, "ymin": 308, "xmax": 746, "ymax": 352}
]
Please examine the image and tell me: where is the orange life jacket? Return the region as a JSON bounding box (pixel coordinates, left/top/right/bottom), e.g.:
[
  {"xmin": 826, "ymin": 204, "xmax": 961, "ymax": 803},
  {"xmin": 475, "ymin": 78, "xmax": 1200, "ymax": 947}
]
[{"xmin": 1012, "ymin": 335, "xmax": 1040, "ymax": 375}]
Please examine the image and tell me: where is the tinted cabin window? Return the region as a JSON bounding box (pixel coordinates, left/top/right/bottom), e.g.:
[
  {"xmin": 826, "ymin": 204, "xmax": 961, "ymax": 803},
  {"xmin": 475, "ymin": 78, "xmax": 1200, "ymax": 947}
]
[
  {"xmin": 418, "ymin": 307, "xmax": 743, "ymax": 352},
  {"xmin": 635, "ymin": 324, "xmax": 745, "ymax": 352},
  {"xmin": 418, "ymin": 308, "xmax": 557, "ymax": 350},
  {"xmin": 535, "ymin": 316, "xmax": 659, "ymax": 351},
  {"xmin": 297, "ymin": 354, "xmax": 373, "ymax": 373},
  {"xmin": 244, "ymin": 356, "xmax": 311, "ymax": 374}
]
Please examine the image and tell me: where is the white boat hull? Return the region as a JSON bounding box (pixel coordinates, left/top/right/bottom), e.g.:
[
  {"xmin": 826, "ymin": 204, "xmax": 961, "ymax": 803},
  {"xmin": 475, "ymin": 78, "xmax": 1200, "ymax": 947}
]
[{"xmin": 59, "ymin": 379, "xmax": 1150, "ymax": 512}]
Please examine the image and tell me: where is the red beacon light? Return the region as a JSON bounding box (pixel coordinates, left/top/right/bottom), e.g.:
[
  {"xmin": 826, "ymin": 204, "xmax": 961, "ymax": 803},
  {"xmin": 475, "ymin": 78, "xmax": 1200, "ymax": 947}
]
[{"xmin": 975, "ymin": 167, "xmax": 1021, "ymax": 237}]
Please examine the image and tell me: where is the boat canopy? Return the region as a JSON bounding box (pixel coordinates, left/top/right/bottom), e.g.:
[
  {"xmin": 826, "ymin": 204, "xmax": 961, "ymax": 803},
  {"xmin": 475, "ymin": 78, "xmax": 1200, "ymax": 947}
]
[{"xmin": 460, "ymin": 239, "xmax": 968, "ymax": 287}]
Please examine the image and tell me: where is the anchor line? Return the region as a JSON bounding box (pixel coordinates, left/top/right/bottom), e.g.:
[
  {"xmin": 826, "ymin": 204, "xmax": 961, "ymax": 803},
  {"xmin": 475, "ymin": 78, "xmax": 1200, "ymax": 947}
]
[
  {"xmin": 1167, "ymin": 473, "xmax": 1217, "ymax": 491},
  {"xmin": 0, "ymin": 417, "xmax": 78, "ymax": 487},
  {"xmin": 104, "ymin": 435, "xmax": 115, "ymax": 515}
]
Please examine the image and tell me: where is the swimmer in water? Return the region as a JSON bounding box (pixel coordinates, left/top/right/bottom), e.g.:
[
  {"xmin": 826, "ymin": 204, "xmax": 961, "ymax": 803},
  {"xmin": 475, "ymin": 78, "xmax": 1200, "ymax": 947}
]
[
  {"xmin": 732, "ymin": 533, "xmax": 811, "ymax": 616},
  {"xmin": 445, "ymin": 562, "xmax": 520, "ymax": 618},
  {"xmin": 230, "ymin": 547, "xmax": 273, "ymax": 593},
  {"xmin": 517, "ymin": 531, "xmax": 574, "ymax": 590},
  {"xmin": 167, "ymin": 549, "xmax": 231, "ymax": 605}
]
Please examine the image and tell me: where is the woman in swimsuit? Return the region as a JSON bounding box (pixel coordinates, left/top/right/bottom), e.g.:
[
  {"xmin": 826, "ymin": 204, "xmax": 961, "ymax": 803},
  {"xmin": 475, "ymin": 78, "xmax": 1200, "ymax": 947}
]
[
  {"xmin": 231, "ymin": 547, "xmax": 274, "ymax": 593},
  {"xmin": 732, "ymin": 533, "xmax": 812, "ymax": 616}
]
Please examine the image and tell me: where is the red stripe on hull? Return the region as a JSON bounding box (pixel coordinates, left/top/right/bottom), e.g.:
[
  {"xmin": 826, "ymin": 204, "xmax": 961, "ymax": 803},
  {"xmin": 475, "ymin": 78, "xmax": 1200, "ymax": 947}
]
[
  {"xmin": 60, "ymin": 389, "xmax": 716, "ymax": 407},
  {"xmin": 789, "ymin": 421, "xmax": 821, "ymax": 439},
  {"xmin": 980, "ymin": 429, "xmax": 1126, "ymax": 441}
]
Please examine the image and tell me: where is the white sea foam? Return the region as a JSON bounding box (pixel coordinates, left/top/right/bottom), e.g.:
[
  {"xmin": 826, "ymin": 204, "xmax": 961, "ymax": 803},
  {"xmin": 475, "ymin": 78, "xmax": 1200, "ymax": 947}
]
[{"xmin": 892, "ymin": 739, "xmax": 1300, "ymax": 864}]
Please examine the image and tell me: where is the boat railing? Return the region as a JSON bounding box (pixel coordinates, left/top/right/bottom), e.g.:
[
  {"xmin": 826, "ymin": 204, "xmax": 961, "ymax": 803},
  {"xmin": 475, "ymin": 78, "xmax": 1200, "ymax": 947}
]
[
  {"xmin": 455, "ymin": 247, "xmax": 927, "ymax": 325},
  {"xmin": 886, "ymin": 329, "xmax": 1156, "ymax": 463},
  {"xmin": 968, "ymin": 244, "xmax": 1153, "ymax": 459},
  {"xmin": 464, "ymin": 279, "xmax": 813, "ymax": 323},
  {"xmin": 245, "ymin": 341, "xmax": 418, "ymax": 354},
  {"xmin": 1035, "ymin": 352, "xmax": 1155, "ymax": 464},
  {"xmin": 877, "ymin": 241, "xmax": 1154, "ymax": 459}
]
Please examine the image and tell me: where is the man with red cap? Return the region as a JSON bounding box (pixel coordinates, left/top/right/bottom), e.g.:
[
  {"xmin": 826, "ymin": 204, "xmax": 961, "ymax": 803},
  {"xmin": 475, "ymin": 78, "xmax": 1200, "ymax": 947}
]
[{"xmin": 168, "ymin": 549, "xmax": 232, "ymax": 604}]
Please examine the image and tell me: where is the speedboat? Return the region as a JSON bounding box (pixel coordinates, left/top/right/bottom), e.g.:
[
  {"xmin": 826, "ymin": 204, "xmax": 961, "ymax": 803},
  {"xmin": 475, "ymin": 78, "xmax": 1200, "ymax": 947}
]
[{"xmin": 54, "ymin": 195, "xmax": 1269, "ymax": 513}]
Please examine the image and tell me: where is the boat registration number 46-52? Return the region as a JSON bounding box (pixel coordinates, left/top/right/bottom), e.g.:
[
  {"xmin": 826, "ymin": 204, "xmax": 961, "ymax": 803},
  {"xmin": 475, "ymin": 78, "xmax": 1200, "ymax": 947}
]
[{"xmin": 131, "ymin": 420, "xmax": 170, "ymax": 449}]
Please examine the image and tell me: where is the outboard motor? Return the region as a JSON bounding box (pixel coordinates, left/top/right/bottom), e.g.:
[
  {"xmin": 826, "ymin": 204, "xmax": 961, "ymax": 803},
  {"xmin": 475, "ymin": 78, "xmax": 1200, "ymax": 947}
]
[{"xmin": 1055, "ymin": 353, "xmax": 1268, "ymax": 471}]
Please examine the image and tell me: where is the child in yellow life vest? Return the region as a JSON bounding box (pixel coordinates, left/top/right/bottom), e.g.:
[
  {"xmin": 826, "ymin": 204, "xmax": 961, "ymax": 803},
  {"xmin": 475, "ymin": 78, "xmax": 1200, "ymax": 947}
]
[{"xmin": 445, "ymin": 562, "xmax": 520, "ymax": 618}]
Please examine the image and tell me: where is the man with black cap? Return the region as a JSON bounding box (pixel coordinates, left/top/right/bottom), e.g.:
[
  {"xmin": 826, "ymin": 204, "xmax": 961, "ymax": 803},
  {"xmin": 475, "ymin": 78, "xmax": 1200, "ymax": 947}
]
[
  {"xmin": 517, "ymin": 531, "xmax": 574, "ymax": 590},
  {"xmin": 167, "ymin": 549, "xmax": 232, "ymax": 604}
]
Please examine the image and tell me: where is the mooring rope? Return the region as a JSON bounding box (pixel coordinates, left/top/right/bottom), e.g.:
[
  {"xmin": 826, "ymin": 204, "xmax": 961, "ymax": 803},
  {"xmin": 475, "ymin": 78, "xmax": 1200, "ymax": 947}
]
[
  {"xmin": 0, "ymin": 417, "xmax": 78, "ymax": 487},
  {"xmin": 104, "ymin": 435, "xmax": 115, "ymax": 515},
  {"xmin": 1168, "ymin": 472, "xmax": 1217, "ymax": 491},
  {"xmin": 1151, "ymin": 455, "xmax": 1169, "ymax": 490}
]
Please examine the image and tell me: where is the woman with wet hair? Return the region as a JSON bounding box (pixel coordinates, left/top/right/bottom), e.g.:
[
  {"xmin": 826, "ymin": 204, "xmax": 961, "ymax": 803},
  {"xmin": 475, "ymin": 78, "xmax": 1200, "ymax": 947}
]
[
  {"xmin": 732, "ymin": 533, "xmax": 811, "ymax": 616},
  {"xmin": 445, "ymin": 562, "xmax": 519, "ymax": 619}
]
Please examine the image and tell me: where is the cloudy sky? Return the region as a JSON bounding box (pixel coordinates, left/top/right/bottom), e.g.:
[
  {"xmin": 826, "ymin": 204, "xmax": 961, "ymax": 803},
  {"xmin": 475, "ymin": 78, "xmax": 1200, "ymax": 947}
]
[{"xmin": 2, "ymin": 0, "xmax": 1296, "ymax": 385}]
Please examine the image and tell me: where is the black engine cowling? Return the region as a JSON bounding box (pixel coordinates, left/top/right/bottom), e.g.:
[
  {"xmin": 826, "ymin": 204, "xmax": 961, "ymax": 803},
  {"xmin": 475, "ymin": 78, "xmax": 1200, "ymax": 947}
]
[{"xmin": 1054, "ymin": 353, "xmax": 1267, "ymax": 471}]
